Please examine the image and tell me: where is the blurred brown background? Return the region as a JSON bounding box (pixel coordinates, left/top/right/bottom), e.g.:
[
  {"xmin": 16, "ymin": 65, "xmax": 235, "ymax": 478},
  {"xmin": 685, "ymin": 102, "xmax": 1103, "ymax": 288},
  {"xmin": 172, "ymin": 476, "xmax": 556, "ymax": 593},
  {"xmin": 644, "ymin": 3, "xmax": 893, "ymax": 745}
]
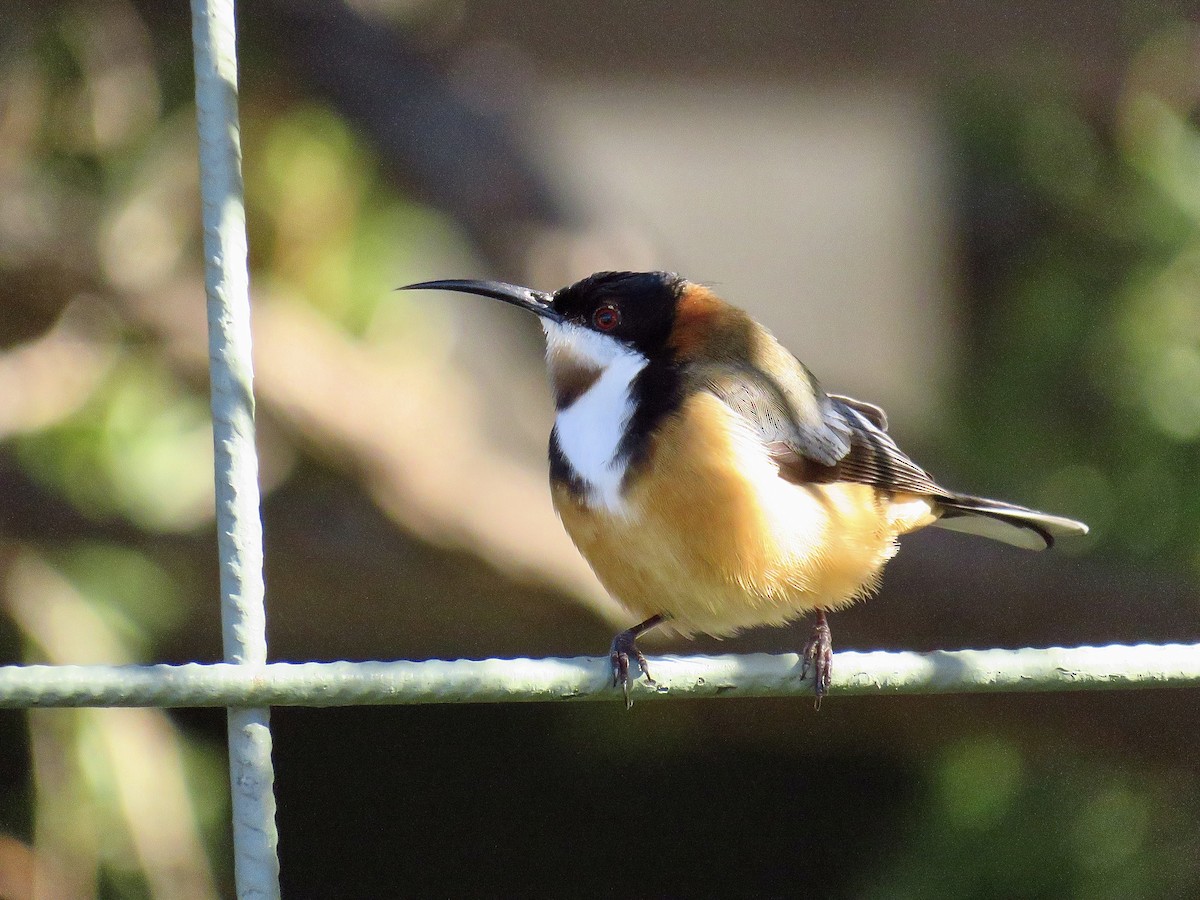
[{"xmin": 2, "ymin": 1, "xmax": 1200, "ymax": 897}]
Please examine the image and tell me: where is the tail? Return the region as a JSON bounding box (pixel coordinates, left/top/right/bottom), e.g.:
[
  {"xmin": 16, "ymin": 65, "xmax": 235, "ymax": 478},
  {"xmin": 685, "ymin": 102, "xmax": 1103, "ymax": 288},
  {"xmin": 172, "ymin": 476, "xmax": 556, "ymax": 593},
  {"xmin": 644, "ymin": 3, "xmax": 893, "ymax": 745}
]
[{"xmin": 932, "ymin": 494, "xmax": 1089, "ymax": 550}]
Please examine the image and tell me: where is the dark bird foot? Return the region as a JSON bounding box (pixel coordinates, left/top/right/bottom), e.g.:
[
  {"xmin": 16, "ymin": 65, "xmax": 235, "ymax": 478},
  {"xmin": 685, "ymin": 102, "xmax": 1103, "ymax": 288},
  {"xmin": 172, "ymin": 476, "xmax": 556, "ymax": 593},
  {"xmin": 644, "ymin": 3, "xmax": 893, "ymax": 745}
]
[
  {"xmin": 800, "ymin": 610, "xmax": 833, "ymax": 709},
  {"xmin": 609, "ymin": 615, "xmax": 666, "ymax": 709}
]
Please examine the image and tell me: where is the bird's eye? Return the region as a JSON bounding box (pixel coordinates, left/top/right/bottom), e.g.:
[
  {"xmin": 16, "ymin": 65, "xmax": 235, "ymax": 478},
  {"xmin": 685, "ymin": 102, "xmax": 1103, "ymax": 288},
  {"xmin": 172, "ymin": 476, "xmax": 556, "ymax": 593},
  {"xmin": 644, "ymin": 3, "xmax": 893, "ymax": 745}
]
[{"xmin": 592, "ymin": 305, "xmax": 621, "ymax": 331}]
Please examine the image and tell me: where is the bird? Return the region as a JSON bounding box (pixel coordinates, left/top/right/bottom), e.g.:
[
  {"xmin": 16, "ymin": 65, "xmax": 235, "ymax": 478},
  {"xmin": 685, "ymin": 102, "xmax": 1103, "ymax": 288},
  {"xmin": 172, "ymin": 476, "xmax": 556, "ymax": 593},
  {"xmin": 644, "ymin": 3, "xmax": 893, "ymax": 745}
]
[{"xmin": 401, "ymin": 271, "xmax": 1088, "ymax": 708}]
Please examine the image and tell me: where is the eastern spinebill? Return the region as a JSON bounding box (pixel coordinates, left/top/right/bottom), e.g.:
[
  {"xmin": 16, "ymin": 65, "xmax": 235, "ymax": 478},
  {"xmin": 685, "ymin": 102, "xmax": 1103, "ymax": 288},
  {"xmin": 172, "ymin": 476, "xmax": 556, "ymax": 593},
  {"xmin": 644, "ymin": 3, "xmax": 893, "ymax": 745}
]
[{"xmin": 402, "ymin": 271, "xmax": 1088, "ymax": 707}]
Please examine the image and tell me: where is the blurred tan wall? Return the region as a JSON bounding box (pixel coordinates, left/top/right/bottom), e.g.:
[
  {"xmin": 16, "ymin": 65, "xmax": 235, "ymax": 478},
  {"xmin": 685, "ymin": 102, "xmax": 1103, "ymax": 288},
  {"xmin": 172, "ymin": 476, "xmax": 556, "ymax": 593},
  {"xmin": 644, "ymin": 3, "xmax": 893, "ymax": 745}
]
[{"xmin": 530, "ymin": 81, "xmax": 953, "ymax": 430}]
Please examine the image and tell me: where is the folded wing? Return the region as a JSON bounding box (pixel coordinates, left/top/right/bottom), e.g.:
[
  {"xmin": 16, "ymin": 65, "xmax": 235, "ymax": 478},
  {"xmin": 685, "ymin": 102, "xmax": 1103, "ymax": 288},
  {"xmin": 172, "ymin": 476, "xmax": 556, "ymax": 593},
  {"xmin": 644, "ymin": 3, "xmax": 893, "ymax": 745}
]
[{"xmin": 696, "ymin": 360, "xmax": 1087, "ymax": 550}]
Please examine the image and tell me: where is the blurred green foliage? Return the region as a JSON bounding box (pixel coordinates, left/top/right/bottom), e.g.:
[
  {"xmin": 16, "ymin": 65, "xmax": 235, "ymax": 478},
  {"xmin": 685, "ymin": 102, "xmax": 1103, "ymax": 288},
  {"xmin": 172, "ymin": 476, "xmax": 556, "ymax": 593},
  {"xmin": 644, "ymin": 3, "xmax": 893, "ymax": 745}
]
[
  {"xmin": 867, "ymin": 735, "xmax": 1200, "ymax": 899},
  {"xmin": 17, "ymin": 358, "xmax": 216, "ymax": 531},
  {"xmin": 1, "ymin": 3, "xmax": 480, "ymax": 894},
  {"xmin": 947, "ymin": 25, "xmax": 1200, "ymax": 570},
  {"xmin": 48, "ymin": 544, "xmax": 188, "ymax": 654},
  {"xmin": 246, "ymin": 104, "xmax": 475, "ymax": 338}
]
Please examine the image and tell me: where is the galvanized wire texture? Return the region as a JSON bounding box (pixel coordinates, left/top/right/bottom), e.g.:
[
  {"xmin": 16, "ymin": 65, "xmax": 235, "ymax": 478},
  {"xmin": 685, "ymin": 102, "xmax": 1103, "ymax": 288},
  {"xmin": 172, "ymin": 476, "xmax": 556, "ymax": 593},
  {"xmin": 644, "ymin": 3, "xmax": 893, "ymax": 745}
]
[
  {"xmin": 2, "ymin": 643, "xmax": 1198, "ymax": 709},
  {"xmin": 190, "ymin": 0, "xmax": 279, "ymax": 896}
]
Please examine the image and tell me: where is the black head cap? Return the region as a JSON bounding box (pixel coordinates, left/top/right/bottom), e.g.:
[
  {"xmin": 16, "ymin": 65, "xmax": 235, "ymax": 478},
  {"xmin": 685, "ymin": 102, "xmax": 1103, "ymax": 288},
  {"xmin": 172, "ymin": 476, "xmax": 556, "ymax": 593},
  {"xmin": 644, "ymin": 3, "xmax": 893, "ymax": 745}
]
[
  {"xmin": 399, "ymin": 270, "xmax": 687, "ymax": 358},
  {"xmin": 552, "ymin": 271, "xmax": 685, "ymax": 358}
]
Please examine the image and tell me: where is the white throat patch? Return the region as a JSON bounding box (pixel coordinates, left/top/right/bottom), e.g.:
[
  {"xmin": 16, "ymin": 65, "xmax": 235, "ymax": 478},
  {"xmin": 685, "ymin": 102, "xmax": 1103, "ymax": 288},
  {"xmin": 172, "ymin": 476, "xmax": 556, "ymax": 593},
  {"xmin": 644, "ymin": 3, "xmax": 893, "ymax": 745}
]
[{"xmin": 543, "ymin": 320, "xmax": 647, "ymax": 512}]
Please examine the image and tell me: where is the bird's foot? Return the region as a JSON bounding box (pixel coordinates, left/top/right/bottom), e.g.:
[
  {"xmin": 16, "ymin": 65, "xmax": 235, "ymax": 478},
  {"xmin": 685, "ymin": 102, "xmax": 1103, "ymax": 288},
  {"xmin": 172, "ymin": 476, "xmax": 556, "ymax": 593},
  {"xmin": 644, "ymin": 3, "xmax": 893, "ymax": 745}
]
[
  {"xmin": 800, "ymin": 611, "xmax": 833, "ymax": 709},
  {"xmin": 609, "ymin": 624, "xmax": 657, "ymax": 710}
]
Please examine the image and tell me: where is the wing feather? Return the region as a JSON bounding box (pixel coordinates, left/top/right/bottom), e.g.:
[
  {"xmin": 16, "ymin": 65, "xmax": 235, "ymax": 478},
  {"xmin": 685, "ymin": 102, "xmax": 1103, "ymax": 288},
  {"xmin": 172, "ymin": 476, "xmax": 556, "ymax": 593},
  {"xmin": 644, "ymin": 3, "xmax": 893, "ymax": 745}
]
[
  {"xmin": 693, "ymin": 360, "xmax": 945, "ymax": 496},
  {"xmin": 687, "ymin": 360, "xmax": 1087, "ymax": 550},
  {"xmin": 822, "ymin": 399, "xmax": 946, "ymax": 495},
  {"xmin": 695, "ymin": 362, "xmax": 852, "ymax": 467}
]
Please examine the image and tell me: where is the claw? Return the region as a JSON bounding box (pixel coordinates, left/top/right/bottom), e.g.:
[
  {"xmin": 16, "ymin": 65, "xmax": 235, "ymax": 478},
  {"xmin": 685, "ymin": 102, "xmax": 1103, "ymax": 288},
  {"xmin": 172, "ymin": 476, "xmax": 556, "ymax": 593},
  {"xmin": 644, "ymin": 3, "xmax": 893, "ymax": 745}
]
[
  {"xmin": 609, "ymin": 633, "xmax": 655, "ymax": 710},
  {"xmin": 607, "ymin": 615, "xmax": 665, "ymax": 709},
  {"xmin": 800, "ymin": 610, "xmax": 833, "ymax": 709}
]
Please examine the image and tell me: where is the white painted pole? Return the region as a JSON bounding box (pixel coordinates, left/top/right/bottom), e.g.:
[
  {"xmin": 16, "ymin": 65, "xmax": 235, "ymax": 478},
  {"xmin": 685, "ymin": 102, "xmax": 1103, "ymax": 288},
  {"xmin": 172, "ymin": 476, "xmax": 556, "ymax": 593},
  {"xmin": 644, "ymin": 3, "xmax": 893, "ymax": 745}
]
[{"xmin": 190, "ymin": 1, "xmax": 279, "ymax": 896}]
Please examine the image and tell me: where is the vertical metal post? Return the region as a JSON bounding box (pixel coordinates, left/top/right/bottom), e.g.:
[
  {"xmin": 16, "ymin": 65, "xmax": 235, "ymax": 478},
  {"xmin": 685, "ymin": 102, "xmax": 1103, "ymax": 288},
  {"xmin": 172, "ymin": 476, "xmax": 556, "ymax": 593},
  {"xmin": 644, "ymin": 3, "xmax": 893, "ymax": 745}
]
[{"xmin": 190, "ymin": 1, "xmax": 281, "ymax": 896}]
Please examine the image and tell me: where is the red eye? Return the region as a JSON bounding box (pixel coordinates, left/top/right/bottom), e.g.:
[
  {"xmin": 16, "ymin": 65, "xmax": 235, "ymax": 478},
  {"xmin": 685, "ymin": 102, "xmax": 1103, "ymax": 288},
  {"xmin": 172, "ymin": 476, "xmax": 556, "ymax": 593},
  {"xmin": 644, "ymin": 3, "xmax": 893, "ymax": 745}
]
[{"xmin": 593, "ymin": 305, "xmax": 621, "ymax": 331}]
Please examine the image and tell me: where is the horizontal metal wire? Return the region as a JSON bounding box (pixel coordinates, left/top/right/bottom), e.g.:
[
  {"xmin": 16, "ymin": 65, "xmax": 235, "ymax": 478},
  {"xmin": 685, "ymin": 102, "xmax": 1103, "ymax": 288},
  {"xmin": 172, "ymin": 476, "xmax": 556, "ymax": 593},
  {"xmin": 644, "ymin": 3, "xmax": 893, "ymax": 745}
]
[{"xmin": 0, "ymin": 643, "xmax": 1197, "ymax": 708}]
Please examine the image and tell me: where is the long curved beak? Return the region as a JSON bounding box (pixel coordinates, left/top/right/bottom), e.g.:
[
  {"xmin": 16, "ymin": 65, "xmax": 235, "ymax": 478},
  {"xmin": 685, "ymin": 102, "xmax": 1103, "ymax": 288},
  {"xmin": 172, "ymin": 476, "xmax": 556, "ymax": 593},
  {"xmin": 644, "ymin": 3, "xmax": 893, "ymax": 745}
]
[{"xmin": 398, "ymin": 279, "xmax": 564, "ymax": 324}]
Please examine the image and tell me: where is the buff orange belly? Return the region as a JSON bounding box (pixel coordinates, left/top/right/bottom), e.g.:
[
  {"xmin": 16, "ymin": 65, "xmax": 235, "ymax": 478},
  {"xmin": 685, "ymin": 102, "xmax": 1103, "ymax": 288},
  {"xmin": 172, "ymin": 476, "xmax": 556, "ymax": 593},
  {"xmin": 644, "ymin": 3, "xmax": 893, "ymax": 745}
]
[{"xmin": 552, "ymin": 392, "xmax": 936, "ymax": 637}]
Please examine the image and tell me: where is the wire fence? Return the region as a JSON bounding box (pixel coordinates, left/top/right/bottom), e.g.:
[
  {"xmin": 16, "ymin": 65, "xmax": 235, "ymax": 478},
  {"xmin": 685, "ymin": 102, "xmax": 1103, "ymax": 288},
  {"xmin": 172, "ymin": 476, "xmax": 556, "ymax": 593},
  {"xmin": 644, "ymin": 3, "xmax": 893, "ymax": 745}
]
[
  {"xmin": 0, "ymin": 2, "xmax": 1197, "ymax": 898},
  {"xmin": 190, "ymin": 0, "xmax": 276, "ymax": 895},
  {"xmin": 0, "ymin": 644, "xmax": 1199, "ymax": 710}
]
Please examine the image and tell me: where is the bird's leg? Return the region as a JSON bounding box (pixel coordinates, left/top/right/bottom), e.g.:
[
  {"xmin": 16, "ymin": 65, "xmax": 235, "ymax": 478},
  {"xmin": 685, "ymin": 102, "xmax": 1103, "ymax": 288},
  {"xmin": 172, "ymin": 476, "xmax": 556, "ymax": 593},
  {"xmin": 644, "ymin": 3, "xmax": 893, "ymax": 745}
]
[
  {"xmin": 609, "ymin": 614, "xmax": 666, "ymax": 709},
  {"xmin": 800, "ymin": 610, "xmax": 833, "ymax": 709}
]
